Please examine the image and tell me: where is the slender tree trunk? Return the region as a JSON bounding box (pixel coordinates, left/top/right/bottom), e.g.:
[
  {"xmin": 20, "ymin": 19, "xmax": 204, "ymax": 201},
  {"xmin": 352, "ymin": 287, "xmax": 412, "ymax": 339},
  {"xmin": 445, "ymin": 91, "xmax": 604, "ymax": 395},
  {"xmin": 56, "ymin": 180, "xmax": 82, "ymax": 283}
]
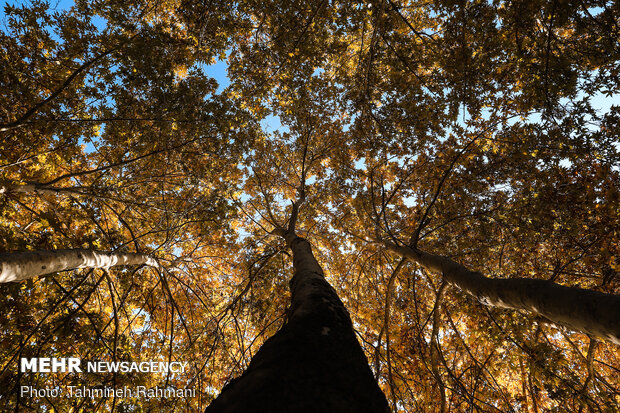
[
  {"xmin": 0, "ymin": 249, "xmax": 158, "ymax": 283},
  {"xmin": 206, "ymin": 232, "xmax": 390, "ymax": 412},
  {"xmin": 0, "ymin": 182, "xmax": 89, "ymax": 197},
  {"xmin": 385, "ymin": 242, "xmax": 620, "ymax": 345}
]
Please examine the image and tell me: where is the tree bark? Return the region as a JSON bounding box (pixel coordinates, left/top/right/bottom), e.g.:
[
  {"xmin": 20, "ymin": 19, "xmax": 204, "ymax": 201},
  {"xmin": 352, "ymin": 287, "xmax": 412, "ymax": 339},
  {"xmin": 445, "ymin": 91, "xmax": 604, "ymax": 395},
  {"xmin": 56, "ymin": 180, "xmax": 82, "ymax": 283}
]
[
  {"xmin": 0, "ymin": 182, "xmax": 89, "ymax": 197},
  {"xmin": 0, "ymin": 249, "xmax": 159, "ymax": 283},
  {"xmin": 385, "ymin": 241, "xmax": 620, "ymax": 345},
  {"xmin": 206, "ymin": 232, "xmax": 390, "ymax": 413}
]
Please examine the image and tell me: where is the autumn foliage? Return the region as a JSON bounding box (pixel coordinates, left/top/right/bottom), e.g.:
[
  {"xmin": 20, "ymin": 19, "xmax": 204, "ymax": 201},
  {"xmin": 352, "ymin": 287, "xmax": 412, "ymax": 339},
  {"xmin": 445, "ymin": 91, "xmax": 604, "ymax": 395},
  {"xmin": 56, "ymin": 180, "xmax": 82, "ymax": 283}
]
[{"xmin": 1, "ymin": 0, "xmax": 619, "ymax": 411}]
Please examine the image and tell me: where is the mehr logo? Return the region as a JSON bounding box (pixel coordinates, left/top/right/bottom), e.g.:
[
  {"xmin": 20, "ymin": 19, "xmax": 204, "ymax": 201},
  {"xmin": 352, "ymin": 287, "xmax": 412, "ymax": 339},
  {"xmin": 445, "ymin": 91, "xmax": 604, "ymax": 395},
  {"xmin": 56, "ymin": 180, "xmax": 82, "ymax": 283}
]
[
  {"xmin": 21, "ymin": 358, "xmax": 82, "ymax": 373},
  {"xmin": 20, "ymin": 358, "xmax": 189, "ymax": 373}
]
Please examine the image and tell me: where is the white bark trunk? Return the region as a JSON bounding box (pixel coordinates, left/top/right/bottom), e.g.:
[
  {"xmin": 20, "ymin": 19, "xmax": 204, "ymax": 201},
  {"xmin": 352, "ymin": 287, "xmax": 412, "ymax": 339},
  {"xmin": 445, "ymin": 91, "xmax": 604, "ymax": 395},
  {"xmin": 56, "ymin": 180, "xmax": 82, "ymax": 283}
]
[
  {"xmin": 385, "ymin": 242, "xmax": 620, "ymax": 345},
  {"xmin": 0, "ymin": 249, "xmax": 159, "ymax": 283},
  {"xmin": 0, "ymin": 183, "xmax": 86, "ymax": 197}
]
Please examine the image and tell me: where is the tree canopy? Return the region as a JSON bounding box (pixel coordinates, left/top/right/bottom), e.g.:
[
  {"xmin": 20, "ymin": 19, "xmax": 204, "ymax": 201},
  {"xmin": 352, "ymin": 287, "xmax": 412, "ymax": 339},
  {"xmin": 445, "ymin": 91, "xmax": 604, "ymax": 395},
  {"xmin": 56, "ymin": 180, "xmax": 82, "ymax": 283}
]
[{"xmin": 1, "ymin": 0, "xmax": 619, "ymax": 411}]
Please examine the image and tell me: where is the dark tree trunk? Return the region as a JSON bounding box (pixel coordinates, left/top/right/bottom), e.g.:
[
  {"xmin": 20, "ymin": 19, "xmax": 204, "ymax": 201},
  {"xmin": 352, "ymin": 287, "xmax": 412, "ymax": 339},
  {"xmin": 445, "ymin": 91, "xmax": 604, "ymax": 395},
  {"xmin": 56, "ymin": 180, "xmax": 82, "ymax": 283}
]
[{"xmin": 206, "ymin": 234, "xmax": 390, "ymax": 413}]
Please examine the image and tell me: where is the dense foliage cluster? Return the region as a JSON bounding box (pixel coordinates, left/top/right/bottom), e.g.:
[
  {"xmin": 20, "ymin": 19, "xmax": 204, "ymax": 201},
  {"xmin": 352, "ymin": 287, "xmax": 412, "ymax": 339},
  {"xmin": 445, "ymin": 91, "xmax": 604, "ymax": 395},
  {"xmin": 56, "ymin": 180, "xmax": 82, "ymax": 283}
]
[{"xmin": 1, "ymin": 0, "xmax": 618, "ymax": 411}]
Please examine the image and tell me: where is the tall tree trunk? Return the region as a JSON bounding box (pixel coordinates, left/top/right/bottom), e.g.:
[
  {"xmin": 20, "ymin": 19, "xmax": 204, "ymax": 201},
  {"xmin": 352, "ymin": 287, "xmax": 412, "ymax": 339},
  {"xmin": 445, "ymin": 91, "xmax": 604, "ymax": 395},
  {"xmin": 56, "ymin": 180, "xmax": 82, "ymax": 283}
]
[
  {"xmin": 0, "ymin": 249, "xmax": 159, "ymax": 283},
  {"xmin": 0, "ymin": 181, "xmax": 91, "ymax": 197},
  {"xmin": 206, "ymin": 232, "xmax": 390, "ymax": 413},
  {"xmin": 385, "ymin": 242, "xmax": 620, "ymax": 345}
]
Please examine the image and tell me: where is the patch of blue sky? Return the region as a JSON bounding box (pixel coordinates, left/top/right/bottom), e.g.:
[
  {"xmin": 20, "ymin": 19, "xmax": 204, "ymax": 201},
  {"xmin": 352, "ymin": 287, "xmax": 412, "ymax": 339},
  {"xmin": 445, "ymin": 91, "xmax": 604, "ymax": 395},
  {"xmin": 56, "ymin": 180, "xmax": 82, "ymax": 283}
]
[
  {"xmin": 353, "ymin": 157, "xmax": 365, "ymax": 170},
  {"xmin": 402, "ymin": 193, "xmax": 417, "ymax": 207},
  {"xmin": 590, "ymin": 90, "xmax": 619, "ymax": 113},
  {"xmin": 312, "ymin": 67, "xmax": 324, "ymax": 77},
  {"xmin": 90, "ymin": 13, "xmax": 107, "ymax": 31},
  {"xmin": 197, "ymin": 54, "xmax": 230, "ymax": 94},
  {"xmin": 261, "ymin": 114, "xmax": 286, "ymax": 134},
  {"xmin": 306, "ymin": 174, "xmax": 317, "ymax": 185}
]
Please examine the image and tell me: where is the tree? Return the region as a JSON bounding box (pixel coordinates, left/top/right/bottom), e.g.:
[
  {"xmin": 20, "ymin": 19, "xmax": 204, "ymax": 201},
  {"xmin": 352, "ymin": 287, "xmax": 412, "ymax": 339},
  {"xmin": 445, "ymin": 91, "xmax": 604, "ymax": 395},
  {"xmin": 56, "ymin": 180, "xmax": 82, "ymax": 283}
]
[
  {"xmin": 1, "ymin": 0, "xmax": 619, "ymax": 412},
  {"xmin": 206, "ymin": 189, "xmax": 390, "ymax": 412},
  {"xmin": 0, "ymin": 248, "xmax": 158, "ymax": 283},
  {"xmin": 383, "ymin": 241, "xmax": 620, "ymax": 344}
]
